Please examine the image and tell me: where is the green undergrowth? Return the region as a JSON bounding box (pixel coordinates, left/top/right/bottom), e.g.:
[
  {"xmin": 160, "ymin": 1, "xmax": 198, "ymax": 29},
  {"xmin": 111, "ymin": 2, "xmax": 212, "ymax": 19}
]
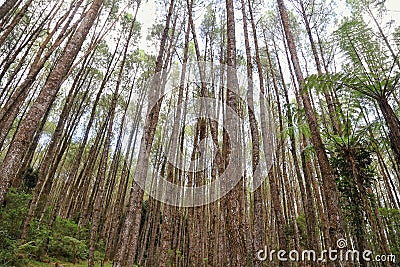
[
  {"xmin": 0, "ymin": 188, "xmax": 105, "ymax": 267},
  {"xmin": 27, "ymin": 259, "xmax": 113, "ymax": 267}
]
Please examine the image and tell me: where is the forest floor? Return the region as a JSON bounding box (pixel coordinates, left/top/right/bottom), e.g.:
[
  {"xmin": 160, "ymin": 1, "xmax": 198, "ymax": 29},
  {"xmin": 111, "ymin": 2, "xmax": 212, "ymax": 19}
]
[{"xmin": 27, "ymin": 260, "xmax": 113, "ymax": 267}]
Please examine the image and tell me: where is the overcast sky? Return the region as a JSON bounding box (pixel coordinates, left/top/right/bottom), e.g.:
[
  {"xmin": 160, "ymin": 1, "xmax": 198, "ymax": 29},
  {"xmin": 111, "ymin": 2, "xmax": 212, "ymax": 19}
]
[
  {"xmin": 136, "ymin": 0, "xmax": 400, "ymax": 53},
  {"xmin": 0, "ymin": 0, "xmax": 398, "ymax": 53}
]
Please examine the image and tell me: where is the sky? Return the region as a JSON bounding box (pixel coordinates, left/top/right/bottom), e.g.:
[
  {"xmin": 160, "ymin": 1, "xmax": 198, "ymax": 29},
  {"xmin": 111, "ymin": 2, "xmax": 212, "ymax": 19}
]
[
  {"xmin": 0, "ymin": 0, "xmax": 399, "ymax": 52},
  {"xmin": 374, "ymin": 0, "xmax": 400, "ymax": 26},
  {"xmin": 136, "ymin": 0, "xmax": 157, "ymax": 53},
  {"xmin": 386, "ymin": 0, "xmax": 400, "ymax": 13},
  {"xmin": 135, "ymin": 0, "xmax": 400, "ymax": 54}
]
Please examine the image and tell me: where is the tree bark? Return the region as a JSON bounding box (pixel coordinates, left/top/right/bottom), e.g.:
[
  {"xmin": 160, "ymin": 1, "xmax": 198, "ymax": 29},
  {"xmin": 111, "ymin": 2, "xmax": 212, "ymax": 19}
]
[
  {"xmin": 0, "ymin": 0, "xmax": 103, "ymax": 204},
  {"xmin": 112, "ymin": 1, "xmax": 175, "ymax": 265},
  {"xmin": 377, "ymin": 96, "xmax": 400, "ymax": 170},
  {"xmin": 0, "ymin": 0, "xmax": 18, "ymax": 18},
  {"xmin": 277, "ymin": 0, "xmax": 345, "ymax": 258},
  {"xmin": 159, "ymin": 15, "xmax": 190, "ymax": 267},
  {"xmin": 223, "ymin": 0, "xmax": 247, "ymax": 265},
  {"xmin": 297, "ymin": 0, "xmax": 341, "ymax": 135}
]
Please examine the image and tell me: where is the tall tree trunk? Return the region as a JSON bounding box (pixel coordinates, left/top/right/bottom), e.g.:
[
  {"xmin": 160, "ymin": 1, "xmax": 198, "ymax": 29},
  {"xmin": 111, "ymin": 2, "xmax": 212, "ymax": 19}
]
[
  {"xmin": 276, "ymin": 0, "xmax": 345, "ymax": 257},
  {"xmin": 377, "ymin": 96, "xmax": 400, "ymax": 170},
  {"xmin": 89, "ymin": 4, "xmax": 140, "ymax": 264},
  {"xmin": 246, "ymin": 2, "xmax": 270, "ymax": 263},
  {"xmin": 20, "ymin": 60, "xmax": 92, "ymax": 240},
  {"xmin": 0, "ymin": 0, "xmax": 84, "ymax": 150},
  {"xmin": 0, "ymin": 0, "xmax": 19, "ymax": 18},
  {"xmin": 0, "ymin": 0, "xmax": 33, "ymax": 46},
  {"xmin": 274, "ymin": 37, "xmax": 320, "ymax": 260},
  {"xmin": 297, "ymin": 0, "xmax": 341, "ymax": 135},
  {"xmin": 159, "ymin": 15, "xmax": 190, "ymax": 267},
  {"xmin": 239, "ymin": 1, "xmax": 265, "ymax": 266},
  {"xmin": 88, "ymin": 80, "xmax": 118, "ymax": 267},
  {"xmin": 112, "ymin": 1, "xmax": 175, "ymax": 265},
  {"xmin": 223, "ymin": 0, "xmax": 247, "ymax": 265},
  {"xmin": 0, "ymin": 0, "xmax": 103, "ymax": 204}
]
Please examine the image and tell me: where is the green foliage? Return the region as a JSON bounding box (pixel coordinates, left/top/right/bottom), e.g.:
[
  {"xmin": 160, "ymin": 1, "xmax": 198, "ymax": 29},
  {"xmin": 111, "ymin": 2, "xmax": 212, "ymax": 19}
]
[
  {"xmin": 329, "ymin": 135, "xmax": 376, "ymax": 242},
  {"xmin": 394, "ymin": 26, "xmax": 400, "ymax": 47},
  {"xmin": 304, "ymin": 17, "xmax": 399, "ymax": 121},
  {"xmin": 0, "ymin": 188, "xmax": 31, "ymax": 266},
  {"xmin": 44, "ymin": 217, "xmax": 89, "ymax": 262},
  {"xmin": 48, "ymin": 236, "xmax": 87, "ymax": 263},
  {"xmin": 378, "ymin": 208, "xmax": 400, "ymax": 256},
  {"xmin": 0, "ymin": 229, "xmax": 20, "ymax": 266},
  {"xmin": 333, "ymin": 19, "xmax": 399, "ymax": 99},
  {"xmin": 22, "ymin": 167, "xmax": 39, "ymax": 192},
  {"xmin": 284, "ymin": 215, "xmax": 309, "ymax": 248},
  {"xmin": 20, "ymin": 217, "xmax": 90, "ymax": 263},
  {"xmin": 200, "ymin": 4, "xmax": 218, "ymax": 41},
  {"xmin": 147, "ymin": 23, "xmax": 164, "ymax": 42},
  {"xmin": 296, "ymin": 215, "xmax": 308, "ymax": 248},
  {"xmin": 0, "ymin": 189, "xmax": 90, "ymax": 265},
  {"xmin": 331, "ymin": 140, "xmax": 375, "ymax": 191}
]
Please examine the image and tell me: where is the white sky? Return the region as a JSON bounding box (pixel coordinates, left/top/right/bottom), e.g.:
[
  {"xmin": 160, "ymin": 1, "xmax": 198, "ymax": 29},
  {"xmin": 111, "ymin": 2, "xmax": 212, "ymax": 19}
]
[
  {"xmin": 0, "ymin": 0, "xmax": 398, "ymax": 52},
  {"xmin": 386, "ymin": 0, "xmax": 400, "ymax": 13},
  {"xmin": 373, "ymin": 0, "xmax": 400, "ymax": 27},
  {"xmin": 136, "ymin": 0, "xmax": 157, "ymax": 52},
  {"xmin": 135, "ymin": 0, "xmax": 400, "ymax": 53}
]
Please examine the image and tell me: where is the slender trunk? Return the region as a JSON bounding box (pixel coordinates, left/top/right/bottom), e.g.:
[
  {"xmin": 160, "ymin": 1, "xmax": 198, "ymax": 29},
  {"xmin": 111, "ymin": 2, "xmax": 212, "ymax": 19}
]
[
  {"xmin": 246, "ymin": 2, "xmax": 269, "ymax": 263},
  {"xmin": 298, "ymin": 0, "xmax": 341, "ymax": 135},
  {"xmin": 20, "ymin": 64, "xmax": 92, "ymax": 240},
  {"xmin": 239, "ymin": 1, "xmax": 265, "ymax": 266},
  {"xmin": 0, "ymin": 0, "xmax": 18, "ymax": 18},
  {"xmin": 112, "ymin": 1, "xmax": 175, "ymax": 265},
  {"xmin": 88, "ymin": 83, "xmax": 118, "ymax": 267},
  {"xmin": 159, "ymin": 16, "xmax": 190, "ymax": 267},
  {"xmin": 0, "ymin": 0, "xmax": 33, "ymax": 46},
  {"xmin": 377, "ymin": 96, "xmax": 400, "ymax": 170},
  {"xmin": 0, "ymin": 0, "xmax": 83, "ymax": 149},
  {"xmin": 277, "ymin": 0, "xmax": 345, "ymax": 258},
  {"xmin": 274, "ymin": 39, "xmax": 320, "ymax": 259},
  {"xmin": 0, "ymin": 0, "xmax": 103, "ymax": 204},
  {"xmin": 223, "ymin": 0, "xmax": 247, "ymax": 265}
]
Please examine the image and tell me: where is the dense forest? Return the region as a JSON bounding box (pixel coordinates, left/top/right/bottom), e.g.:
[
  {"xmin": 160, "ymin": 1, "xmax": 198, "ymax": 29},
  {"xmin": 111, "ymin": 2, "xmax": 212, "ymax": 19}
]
[{"xmin": 0, "ymin": 0, "xmax": 399, "ymax": 266}]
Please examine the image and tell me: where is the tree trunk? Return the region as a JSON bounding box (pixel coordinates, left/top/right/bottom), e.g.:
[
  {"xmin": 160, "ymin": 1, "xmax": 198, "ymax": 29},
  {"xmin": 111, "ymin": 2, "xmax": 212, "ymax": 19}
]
[
  {"xmin": 277, "ymin": 0, "xmax": 345, "ymax": 257},
  {"xmin": 112, "ymin": 1, "xmax": 175, "ymax": 266},
  {"xmin": 0, "ymin": 0, "xmax": 18, "ymax": 18},
  {"xmin": 0, "ymin": 0, "xmax": 103, "ymax": 204},
  {"xmin": 159, "ymin": 15, "xmax": 190, "ymax": 267},
  {"xmin": 377, "ymin": 96, "xmax": 400, "ymax": 170},
  {"xmin": 298, "ymin": 0, "xmax": 341, "ymax": 136},
  {"xmin": 223, "ymin": 0, "xmax": 247, "ymax": 265}
]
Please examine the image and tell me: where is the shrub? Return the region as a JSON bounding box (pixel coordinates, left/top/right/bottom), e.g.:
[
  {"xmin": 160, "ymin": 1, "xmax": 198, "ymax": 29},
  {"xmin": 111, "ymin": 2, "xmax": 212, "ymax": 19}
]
[
  {"xmin": 0, "ymin": 188, "xmax": 31, "ymax": 266},
  {"xmin": 48, "ymin": 235, "xmax": 88, "ymax": 263},
  {"xmin": 31, "ymin": 217, "xmax": 89, "ymax": 263},
  {"xmin": 0, "ymin": 189, "xmax": 90, "ymax": 265}
]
